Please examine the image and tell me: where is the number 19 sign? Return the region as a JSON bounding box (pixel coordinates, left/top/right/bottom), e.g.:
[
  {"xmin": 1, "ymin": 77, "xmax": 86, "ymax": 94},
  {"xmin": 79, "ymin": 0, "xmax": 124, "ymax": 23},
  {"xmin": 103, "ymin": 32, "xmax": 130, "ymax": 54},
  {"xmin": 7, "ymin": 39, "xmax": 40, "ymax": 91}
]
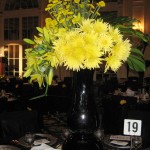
[{"xmin": 124, "ymin": 119, "xmax": 142, "ymax": 136}]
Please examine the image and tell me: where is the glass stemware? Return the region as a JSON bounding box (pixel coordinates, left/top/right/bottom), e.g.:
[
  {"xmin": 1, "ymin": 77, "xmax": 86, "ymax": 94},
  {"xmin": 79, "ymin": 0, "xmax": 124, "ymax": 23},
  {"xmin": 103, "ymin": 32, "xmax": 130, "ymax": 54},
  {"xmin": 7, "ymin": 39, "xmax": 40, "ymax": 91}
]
[
  {"xmin": 25, "ymin": 132, "xmax": 35, "ymax": 148},
  {"xmin": 131, "ymin": 136, "xmax": 142, "ymax": 149},
  {"xmin": 94, "ymin": 128, "xmax": 105, "ymax": 141}
]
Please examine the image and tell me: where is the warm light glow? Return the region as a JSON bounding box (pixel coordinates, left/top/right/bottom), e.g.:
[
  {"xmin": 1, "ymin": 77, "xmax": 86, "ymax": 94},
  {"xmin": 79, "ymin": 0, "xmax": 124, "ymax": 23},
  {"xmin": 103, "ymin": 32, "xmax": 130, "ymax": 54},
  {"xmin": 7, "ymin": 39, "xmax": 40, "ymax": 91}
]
[
  {"xmin": 0, "ymin": 53, "xmax": 4, "ymax": 57},
  {"xmin": 0, "ymin": 46, "xmax": 4, "ymax": 57},
  {"xmin": 133, "ymin": 22, "xmax": 144, "ymax": 32}
]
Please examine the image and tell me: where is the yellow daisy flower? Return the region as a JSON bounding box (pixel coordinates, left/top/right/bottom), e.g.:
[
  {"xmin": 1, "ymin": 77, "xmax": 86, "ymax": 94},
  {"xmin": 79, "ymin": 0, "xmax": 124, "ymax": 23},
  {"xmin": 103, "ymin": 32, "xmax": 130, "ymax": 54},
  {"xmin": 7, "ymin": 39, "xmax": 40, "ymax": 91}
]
[
  {"xmin": 98, "ymin": 34, "xmax": 113, "ymax": 53},
  {"xmin": 105, "ymin": 55, "xmax": 123, "ymax": 72},
  {"xmin": 109, "ymin": 26, "xmax": 123, "ymax": 43},
  {"xmin": 80, "ymin": 19, "xmax": 93, "ymax": 33},
  {"xmin": 93, "ymin": 20, "xmax": 108, "ymax": 34},
  {"xmin": 97, "ymin": 1, "xmax": 106, "ymax": 7},
  {"xmin": 112, "ymin": 41, "xmax": 131, "ymax": 61}
]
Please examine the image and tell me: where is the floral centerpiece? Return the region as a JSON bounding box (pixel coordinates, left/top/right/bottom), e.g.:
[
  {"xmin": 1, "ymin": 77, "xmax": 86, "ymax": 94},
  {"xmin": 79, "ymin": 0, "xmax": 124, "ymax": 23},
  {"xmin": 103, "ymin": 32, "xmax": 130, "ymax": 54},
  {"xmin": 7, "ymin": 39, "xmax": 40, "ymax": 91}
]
[{"xmin": 23, "ymin": 0, "xmax": 148, "ymax": 96}]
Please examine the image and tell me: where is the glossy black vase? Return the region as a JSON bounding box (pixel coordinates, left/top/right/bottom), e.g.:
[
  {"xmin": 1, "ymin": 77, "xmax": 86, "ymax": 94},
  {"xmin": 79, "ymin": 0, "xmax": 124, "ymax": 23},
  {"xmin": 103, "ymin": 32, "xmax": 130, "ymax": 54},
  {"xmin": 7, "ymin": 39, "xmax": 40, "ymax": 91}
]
[{"xmin": 62, "ymin": 69, "xmax": 103, "ymax": 150}]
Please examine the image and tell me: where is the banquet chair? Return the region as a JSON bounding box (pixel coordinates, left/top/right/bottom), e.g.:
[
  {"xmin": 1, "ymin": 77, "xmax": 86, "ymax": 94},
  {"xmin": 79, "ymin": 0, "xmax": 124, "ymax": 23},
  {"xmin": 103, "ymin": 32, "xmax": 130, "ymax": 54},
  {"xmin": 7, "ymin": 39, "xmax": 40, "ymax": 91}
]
[
  {"xmin": 0, "ymin": 110, "xmax": 39, "ymax": 144},
  {"xmin": 102, "ymin": 95, "xmax": 122, "ymax": 134},
  {"xmin": 127, "ymin": 110, "xmax": 150, "ymax": 149},
  {"xmin": 0, "ymin": 97, "xmax": 8, "ymax": 113},
  {"xmin": 103, "ymin": 95, "xmax": 137, "ymax": 135}
]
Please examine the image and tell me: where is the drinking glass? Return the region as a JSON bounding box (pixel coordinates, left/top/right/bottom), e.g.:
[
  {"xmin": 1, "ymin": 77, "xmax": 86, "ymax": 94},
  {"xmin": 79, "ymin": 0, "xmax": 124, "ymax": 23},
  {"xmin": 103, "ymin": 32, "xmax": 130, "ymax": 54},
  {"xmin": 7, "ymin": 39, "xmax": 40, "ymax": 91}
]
[
  {"xmin": 132, "ymin": 136, "xmax": 142, "ymax": 149},
  {"xmin": 94, "ymin": 129, "xmax": 105, "ymax": 141},
  {"xmin": 25, "ymin": 132, "xmax": 35, "ymax": 148}
]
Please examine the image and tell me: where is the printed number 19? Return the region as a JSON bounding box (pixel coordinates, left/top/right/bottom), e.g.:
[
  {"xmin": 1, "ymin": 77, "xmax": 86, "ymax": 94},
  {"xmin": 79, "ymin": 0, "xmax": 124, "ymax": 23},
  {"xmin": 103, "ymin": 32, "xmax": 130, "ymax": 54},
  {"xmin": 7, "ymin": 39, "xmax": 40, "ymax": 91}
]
[{"xmin": 128, "ymin": 122, "xmax": 138, "ymax": 132}]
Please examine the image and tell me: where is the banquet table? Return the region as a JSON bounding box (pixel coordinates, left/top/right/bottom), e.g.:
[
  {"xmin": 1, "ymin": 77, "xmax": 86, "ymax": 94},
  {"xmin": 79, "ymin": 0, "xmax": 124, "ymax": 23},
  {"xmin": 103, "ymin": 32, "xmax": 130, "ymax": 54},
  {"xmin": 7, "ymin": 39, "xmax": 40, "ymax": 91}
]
[
  {"xmin": 0, "ymin": 110, "xmax": 39, "ymax": 144},
  {"xmin": 9, "ymin": 133, "xmax": 144, "ymax": 150},
  {"xmin": 102, "ymin": 94, "xmax": 150, "ymax": 135},
  {"xmin": 1, "ymin": 112, "xmax": 67, "ymax": 149}
]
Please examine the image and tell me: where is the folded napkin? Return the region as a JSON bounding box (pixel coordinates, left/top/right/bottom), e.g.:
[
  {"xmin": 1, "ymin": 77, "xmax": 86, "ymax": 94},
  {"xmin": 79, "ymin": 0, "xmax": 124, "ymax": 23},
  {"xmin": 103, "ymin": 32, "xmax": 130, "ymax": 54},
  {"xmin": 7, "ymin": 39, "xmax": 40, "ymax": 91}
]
[
  {"xmin": 31, "ymin": 143, "xmax": 60, "ymax": 150},
  {"xmin": 144, "ymin": 92, "xmax": 149, "ymax": 99},
  {"xmin": 34, "ymin": 139, "xmax": 50, "ymax": 145},
  {"xmin": 126, "ymin": 88, "xmax": 135, "ymax": 96},
  {"xmin": 110, "ymin": 140, "xmax": 128, "ymax": 146}
]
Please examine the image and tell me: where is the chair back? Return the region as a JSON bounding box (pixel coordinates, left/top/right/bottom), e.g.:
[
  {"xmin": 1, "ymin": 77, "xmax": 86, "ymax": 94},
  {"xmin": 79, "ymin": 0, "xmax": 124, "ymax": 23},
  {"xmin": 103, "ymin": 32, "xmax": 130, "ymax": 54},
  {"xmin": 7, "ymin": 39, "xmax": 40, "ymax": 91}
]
[
  {"xmin": 0, "ymin": 110, "xmax": 39, "ymax": 144},
  {"xmin": 103, "ymin": 95, "xmax": 137, "ymax": 135},
  {"xmin": 0, "ymin": 97, "xmax": 8, "ymax": 113}
]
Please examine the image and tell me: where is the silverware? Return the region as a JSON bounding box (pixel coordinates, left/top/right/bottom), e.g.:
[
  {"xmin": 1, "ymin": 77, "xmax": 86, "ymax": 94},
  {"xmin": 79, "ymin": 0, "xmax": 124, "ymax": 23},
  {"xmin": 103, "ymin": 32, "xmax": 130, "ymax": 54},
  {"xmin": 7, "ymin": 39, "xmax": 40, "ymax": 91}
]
[{"xmin": 12, "ymin": 140, "xmax": 19, "ymax": 145}]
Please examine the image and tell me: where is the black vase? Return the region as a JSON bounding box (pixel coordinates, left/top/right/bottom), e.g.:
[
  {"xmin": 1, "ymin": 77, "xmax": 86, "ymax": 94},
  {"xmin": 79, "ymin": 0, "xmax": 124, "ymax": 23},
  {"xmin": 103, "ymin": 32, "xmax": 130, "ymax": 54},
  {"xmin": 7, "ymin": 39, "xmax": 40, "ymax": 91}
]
[{"xmin": 62, "ymin": 69, "xmax": 103, "ymax": 150}]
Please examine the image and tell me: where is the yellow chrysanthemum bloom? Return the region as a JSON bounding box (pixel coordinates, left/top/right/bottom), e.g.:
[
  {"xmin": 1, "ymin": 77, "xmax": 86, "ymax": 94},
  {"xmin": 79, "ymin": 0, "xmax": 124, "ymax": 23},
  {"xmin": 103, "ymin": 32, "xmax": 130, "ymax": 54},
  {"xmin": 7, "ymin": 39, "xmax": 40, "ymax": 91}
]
[
  {"xmin": 98, "ymin": 34, "xmax": 113, "ymax": 53},
  {"xmin": 93, "ymin": 20, "xmax": 108, "ymax": 33},
  {"xmin": 112, "ymin": 41, "xmax": 131, "ymax": 61},
  {"xmin": 79, "ymin": 19, "xmax": 93, "ymax": 33},
  {"xmin": 54, "ymin": 31, "xmax": 85, "ymax": 71},
  {"xmin": 54, "ymin": 19, "xmax": 131, "ymax": 71},
  {"xmin": 105, "ymin": 55, "xmax": 123, "ymax": 72},
  {"xmin": 109, "ymin": 26, "xmax": 123, "ymax": 43}
]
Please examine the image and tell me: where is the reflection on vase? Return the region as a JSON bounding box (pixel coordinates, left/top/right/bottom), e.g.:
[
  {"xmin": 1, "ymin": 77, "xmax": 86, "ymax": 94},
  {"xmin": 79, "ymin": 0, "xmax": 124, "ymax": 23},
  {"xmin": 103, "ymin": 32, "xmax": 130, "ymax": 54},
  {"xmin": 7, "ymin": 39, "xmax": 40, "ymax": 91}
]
[{"xmin": 62, "ymin": 69, "xmax": 103, "ymax": 150}]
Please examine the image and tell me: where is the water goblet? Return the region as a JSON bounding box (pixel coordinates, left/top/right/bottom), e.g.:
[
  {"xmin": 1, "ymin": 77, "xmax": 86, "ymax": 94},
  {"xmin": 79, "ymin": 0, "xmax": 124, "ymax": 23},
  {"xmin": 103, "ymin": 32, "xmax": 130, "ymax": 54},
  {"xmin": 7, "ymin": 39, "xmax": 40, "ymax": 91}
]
[
  {"xmin": 132, "ymin": 136, "xmax": 142, "ymax": 149},
  {"xmin": 25, "ymin": 132, "xmax": 35, "ymax": 148},
  {"xmin": 94, "ymin": 128, "xmax": 105, "ymax": 141}
]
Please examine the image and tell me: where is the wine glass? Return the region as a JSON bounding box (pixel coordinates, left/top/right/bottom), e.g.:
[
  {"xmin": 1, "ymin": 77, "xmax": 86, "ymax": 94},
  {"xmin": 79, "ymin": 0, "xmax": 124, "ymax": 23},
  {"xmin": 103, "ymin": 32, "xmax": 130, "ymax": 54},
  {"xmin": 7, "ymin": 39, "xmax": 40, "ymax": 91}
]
[
  {"xmin": 25, "ymin": 132, "xmax": 35, "ymax": 148},
  {"xmin": 94, "ymin": 128, "xmax": 105, "ymax": 141},
  {"xmin": 132, "ymin": 136, "xmax": 142, "ymax": 149}
]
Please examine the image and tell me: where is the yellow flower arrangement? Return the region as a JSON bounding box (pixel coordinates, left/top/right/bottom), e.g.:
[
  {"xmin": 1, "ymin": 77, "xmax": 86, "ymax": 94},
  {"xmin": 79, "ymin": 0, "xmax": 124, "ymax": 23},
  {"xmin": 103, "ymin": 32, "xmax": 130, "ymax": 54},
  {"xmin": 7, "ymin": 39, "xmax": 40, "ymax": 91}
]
[
  {"xmin": 53, "ymin": 19, "xmax": 131, "ymax": 71},
  {"xmin": 23, "ymin": 0, "xmax": 148, "ymax": 95}
]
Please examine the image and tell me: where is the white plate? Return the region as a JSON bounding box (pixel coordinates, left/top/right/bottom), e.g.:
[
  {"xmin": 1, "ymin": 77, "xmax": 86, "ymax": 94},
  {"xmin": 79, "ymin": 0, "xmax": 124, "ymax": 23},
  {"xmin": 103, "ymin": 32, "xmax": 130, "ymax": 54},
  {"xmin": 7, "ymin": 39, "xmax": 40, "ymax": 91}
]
[
  {"xmin": 110, "ymin": 140, "xmax": 129, "ymax": 146},
  {"xmin": 18, "ymin": 133, "xmax": 57, "ymax": 148},
  {"xmin": 34, "ymin": 139, "xmax": 50, "ymax": 145},
  {"xmin": 31, "ymin": 143, "xmax": 57, "ymax": 150}
]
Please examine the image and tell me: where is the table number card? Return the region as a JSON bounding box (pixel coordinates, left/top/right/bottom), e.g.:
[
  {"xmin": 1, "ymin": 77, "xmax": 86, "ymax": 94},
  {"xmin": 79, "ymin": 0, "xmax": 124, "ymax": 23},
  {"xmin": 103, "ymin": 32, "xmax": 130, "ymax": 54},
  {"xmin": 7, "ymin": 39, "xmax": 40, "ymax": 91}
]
[{"xmin": 123, "ymin": 119, "xmax": 142, "ymax": 136}]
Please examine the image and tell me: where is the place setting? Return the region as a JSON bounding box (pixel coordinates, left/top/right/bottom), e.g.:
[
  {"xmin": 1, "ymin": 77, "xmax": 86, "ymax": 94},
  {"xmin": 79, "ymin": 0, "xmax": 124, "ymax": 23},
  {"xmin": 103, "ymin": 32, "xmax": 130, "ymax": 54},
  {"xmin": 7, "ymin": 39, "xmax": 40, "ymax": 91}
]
[
  {"xmin": 103, "ymin": 134, "xmax": 131, "ymax": 149},
  {"xmin": 17, "ymin": 132, "xmax": 59, "ymax": 150}
]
